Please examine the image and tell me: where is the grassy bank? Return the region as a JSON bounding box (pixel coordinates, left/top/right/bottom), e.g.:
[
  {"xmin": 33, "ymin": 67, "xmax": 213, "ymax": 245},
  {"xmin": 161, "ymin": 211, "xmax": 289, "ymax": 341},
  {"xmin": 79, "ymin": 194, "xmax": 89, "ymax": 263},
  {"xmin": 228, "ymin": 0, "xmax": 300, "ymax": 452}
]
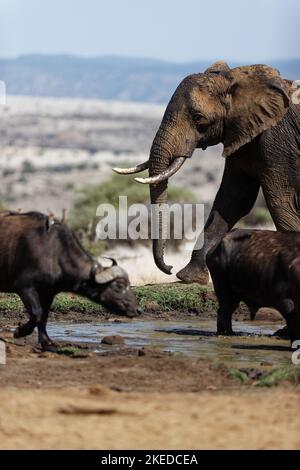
[
  {"xmin": 228, "ymin": 364, "xmax": 300, "ymax": 387},
  {"xmin": 0, "ymin": 283, "xmax": 217, "ymax": 317}
]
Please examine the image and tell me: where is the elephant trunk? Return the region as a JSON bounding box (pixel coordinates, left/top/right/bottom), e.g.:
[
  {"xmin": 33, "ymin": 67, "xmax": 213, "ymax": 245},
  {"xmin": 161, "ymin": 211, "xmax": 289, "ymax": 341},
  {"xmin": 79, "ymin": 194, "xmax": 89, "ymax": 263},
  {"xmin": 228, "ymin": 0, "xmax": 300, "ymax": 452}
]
[{"xmin": 149, "ymin": 136, "xmax": 173, "ymax": 275}]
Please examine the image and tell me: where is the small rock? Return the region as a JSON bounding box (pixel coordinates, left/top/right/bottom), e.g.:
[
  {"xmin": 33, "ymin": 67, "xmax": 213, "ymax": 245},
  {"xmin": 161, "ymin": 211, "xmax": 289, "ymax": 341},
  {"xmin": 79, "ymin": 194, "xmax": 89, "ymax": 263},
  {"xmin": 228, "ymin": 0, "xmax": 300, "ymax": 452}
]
[
  {"xmin": 88, "ymin": 385, "xmax": 111, "ymax": 396},
  {"xmin": 101, "ymin": 335, "xmax": 125, "ymax": 345},
  {"xmin": 146, "ymin": 301, "xmax": 160, "ymax": 312},
  {"xmin": 138, "ymin": 347, "xmax": 163, "ymax": 357},
  {"xmin": 138, "ymin": 347, "xmax": 148, "ymax": 356}
]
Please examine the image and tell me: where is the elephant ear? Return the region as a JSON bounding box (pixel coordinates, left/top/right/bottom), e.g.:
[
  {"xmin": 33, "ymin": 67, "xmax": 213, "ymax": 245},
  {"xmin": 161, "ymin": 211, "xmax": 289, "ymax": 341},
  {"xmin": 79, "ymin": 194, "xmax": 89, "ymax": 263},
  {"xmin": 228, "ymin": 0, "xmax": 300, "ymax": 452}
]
[
  {"xmin": 223, "ymin": 65, "xmax": 290, "ymax": 157},
  {"xmin": 204, "ymin": 61, "xmax": 232, "ymax": 79}
]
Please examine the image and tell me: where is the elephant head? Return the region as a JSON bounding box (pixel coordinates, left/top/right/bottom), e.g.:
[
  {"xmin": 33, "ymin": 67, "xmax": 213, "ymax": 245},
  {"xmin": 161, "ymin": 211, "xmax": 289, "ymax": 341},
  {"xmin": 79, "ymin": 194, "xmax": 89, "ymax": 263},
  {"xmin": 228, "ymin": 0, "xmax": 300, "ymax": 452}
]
[{"xmin": 114, "ymin": 62, "xmax": 291, "ymax": 274}]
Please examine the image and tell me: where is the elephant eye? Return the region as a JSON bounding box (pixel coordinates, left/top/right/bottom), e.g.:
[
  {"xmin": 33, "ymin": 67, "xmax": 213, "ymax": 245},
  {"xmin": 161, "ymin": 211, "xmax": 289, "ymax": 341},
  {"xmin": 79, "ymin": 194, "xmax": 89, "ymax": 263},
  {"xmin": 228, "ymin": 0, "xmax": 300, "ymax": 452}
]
[{"xmin": 192, "ymin": 113, "xmax": 208, "ymax": 125}]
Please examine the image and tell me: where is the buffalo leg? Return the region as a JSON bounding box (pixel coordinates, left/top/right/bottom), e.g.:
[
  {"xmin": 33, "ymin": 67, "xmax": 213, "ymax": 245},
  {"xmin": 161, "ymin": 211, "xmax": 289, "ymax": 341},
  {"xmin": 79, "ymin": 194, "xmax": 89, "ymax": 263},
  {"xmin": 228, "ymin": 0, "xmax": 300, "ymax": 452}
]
[
  {"xmin": 284, "ymin": 260, "xmax": 300, "ymax": 344},
  {"xmin": 285, "ymin": 312, "xmax": 300, "ymax": 345},
  {"xmin": 273, "ymin": 326, "xmax": 290, "ymax": 339},
  {"xmin": 278, "ymin": 303, "xmax": 300, "ymax": 345},
  {"xmin": 177, "ymin": 163, "xmax": 260, "ymax": 283},
  {"xmin": 38, "ymin": 291, "xmax": 55, "ymax": 347},
  {"xmin": 210, "ymin": 270, "xmax": 239, "ymax": 335},
  {"xmin": 216, "ymin": 291, "xmax": 239, "ymax": 335},
  {"xmin": 217, "ymin": 307, "xmax": 236, "ymax": 335},
  {"xmin": 14, "ymin": 288, "xmax": 40, "ymax": 339},
  {"xmin": 17, "ymin": 288, "xmax": 53, "ymax": 349},
  {"xmin": 14, "ymin": 319, "xmax": 36, "ymax": 339}
]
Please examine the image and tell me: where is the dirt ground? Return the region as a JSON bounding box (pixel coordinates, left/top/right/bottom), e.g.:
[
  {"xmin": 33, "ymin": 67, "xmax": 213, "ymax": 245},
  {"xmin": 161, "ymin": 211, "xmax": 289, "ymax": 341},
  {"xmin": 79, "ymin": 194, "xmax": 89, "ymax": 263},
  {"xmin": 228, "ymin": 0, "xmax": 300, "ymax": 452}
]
[
  {"xmin": 0, "ymin": 321, "xmax": 300, "ymax": 450},
  {"xmin": 1, "ymin": 387, "xmax": 299, "ymax": 450}
]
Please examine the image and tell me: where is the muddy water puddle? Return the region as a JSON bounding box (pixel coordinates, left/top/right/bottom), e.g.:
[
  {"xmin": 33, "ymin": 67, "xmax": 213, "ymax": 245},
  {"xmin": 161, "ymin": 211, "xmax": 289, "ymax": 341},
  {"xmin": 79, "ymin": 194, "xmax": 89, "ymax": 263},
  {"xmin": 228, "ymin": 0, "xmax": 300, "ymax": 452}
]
[{"xmin": 48, "ymin": 319, "xmax": 292, "ymax": 367}]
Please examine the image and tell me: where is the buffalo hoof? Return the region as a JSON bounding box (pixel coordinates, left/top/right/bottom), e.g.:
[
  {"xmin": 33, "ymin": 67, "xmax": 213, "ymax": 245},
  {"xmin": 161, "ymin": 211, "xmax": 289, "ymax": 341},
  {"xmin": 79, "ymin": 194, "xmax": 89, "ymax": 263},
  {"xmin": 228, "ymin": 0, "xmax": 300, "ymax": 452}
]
[
  {"xmin": 176, "ymin": 262, "xmax": 209, "ymax": 284},
  {"xmin": 273, "ymin": 326, "xmax": 290, "ymax": 339},
  {"xmin": 217, "ymin": 331, "xmax": 236, "ymax": 336},
  {"xmin": 13, "ymin": 327, "xmax": 22, "ymax": 339},
  {"xmin": 39, "ymin": 336, "xmax": 58, "ymax": 352},
  {"xmin": 41, "ymin": 343, "xmax": 58, "ymax": 353},
  {"xmin": 14, "ymin": 322, "xmax": 35, "ymax": 339}
]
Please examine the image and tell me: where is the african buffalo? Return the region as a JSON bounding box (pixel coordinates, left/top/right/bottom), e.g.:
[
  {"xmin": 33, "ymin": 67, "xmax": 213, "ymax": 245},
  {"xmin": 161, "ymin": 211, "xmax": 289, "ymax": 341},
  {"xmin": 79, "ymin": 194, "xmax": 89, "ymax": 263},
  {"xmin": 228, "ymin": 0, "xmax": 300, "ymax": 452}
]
[
  {"xmin": 206, "ymin": 229, "xmax": 300, "ymax": 345},
  {"xmin": 0, "ymin": 211, "xmax": 141, "ymax": 349}
]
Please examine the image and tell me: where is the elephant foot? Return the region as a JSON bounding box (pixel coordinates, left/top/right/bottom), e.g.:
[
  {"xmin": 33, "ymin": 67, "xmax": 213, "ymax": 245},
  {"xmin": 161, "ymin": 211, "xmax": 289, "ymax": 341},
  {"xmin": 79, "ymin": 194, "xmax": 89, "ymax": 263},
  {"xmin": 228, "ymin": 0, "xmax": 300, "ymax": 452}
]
[{"xmin": 176, "ymin": 261, "xmax": 209, "ymax": 284}]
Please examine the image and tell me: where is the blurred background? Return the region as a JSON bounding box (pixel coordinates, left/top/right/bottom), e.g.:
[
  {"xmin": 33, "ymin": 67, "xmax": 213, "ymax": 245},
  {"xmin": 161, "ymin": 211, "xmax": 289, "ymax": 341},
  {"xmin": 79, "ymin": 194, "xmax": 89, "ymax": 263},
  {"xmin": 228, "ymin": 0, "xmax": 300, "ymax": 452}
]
[{"xmin": 0, "ymin": 0, "xmax": 299, "ymax": 283}]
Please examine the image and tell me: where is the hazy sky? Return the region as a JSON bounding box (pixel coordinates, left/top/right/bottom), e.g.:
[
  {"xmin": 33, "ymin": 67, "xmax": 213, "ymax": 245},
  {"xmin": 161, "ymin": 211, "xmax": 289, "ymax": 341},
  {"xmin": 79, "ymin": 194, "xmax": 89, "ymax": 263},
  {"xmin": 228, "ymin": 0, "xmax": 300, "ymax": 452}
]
[{"xmin": 0, "ymin": 0, "xmax": 299, "ymax": 62}]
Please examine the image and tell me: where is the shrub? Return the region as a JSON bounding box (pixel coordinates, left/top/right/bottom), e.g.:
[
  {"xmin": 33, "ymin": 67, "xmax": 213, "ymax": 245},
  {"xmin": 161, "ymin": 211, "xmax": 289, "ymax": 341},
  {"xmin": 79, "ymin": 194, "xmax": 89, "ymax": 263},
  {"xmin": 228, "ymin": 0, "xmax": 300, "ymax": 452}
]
[
  {"xmin": 242, "ymin": 207, "xmax": 273, "ymax": 227},
  {"xmin": 69, "ymin": 173, "xmax": 196, "ymax": 245}
]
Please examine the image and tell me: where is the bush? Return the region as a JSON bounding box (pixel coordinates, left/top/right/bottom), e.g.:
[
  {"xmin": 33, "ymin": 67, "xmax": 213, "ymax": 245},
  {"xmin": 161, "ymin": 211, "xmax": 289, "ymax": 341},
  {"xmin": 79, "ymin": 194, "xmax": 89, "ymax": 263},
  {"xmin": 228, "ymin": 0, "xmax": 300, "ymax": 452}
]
[
  {"xmin": 69, "ymin": 173, "xmax": 196, "ymax": 245},
  {"xmin": 240, "ymin": 207, "xmax": 273, "ymax": 227}
]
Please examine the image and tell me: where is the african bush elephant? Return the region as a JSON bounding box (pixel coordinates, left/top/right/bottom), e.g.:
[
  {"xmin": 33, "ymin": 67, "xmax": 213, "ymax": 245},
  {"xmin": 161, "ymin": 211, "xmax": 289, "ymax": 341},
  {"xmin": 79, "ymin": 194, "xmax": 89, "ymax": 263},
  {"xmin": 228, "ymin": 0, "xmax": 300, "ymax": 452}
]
[{"xmin": 114, "ymin": 62, "xmax": 300, "ymax": 284}]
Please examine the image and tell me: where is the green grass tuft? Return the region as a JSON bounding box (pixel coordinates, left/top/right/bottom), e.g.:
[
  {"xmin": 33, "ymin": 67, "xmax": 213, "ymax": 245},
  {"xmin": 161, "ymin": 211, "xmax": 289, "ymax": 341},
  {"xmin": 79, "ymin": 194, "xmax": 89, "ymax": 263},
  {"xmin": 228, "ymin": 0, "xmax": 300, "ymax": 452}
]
[
  {"xmin": 227, "ymin": 367, "xmax": 250, "ymax": 383},
  {"xmin": 56, "ymin": 346, "xmax": 86, "ymax": 355},
  {"xmin": 0, "ymin": 284, "xmax": 217, "ymax": 316},
  {"xmin": 135, "ymin": 283, "xmax": 216, "ymax": 312},
  {"xmin": 0, "ymin": 294, "xmax": 23, "ymax": 313},
  {"xmin": 257, "ymin": 365, "xmax": 300, "ymax": 387}
]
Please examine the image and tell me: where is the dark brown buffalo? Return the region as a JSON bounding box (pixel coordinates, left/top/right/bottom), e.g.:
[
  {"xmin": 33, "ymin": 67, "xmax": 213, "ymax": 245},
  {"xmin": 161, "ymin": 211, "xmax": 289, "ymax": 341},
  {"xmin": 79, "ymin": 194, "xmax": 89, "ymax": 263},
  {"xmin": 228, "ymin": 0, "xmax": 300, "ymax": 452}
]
[
  {"xmin": 0, "ymin": 211, "xmax": 141, "ymax": 349},
  {"xmin": 206, "ymin": 229, "xmax": 300, "ymax": 345}
]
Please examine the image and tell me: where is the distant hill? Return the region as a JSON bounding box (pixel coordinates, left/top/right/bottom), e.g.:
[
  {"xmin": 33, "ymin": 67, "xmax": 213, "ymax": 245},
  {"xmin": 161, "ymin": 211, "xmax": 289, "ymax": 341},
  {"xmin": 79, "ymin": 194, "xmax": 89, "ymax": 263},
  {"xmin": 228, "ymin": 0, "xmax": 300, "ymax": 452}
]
[{"xmin": 0, "ymin": 55, "xmax": 299, "ymax": 103}]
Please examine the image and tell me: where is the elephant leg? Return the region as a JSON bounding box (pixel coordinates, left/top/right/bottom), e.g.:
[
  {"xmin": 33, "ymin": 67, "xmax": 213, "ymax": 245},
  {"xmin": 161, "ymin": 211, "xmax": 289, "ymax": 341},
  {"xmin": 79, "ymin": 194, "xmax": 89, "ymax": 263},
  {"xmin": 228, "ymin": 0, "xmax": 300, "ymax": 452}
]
[
  {"xmin": 263, "ymin": 194, "xmax": 300, "ymax": 341},
  {"xmin": 177, "ymin": 165, "xmax": 260, "ymax": 283},
  {"xmin": 263, "ymin": 189, "xmax": 300, "ymax": 232}
]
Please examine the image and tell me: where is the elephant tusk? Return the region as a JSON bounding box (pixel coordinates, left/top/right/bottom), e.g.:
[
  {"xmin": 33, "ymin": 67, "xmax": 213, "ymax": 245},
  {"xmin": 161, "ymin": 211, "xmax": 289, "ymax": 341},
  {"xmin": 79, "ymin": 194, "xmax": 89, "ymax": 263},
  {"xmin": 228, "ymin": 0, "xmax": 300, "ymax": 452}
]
[
  {"xmin": 112, "ymin": 161, "xmax": 149, "ymax": 174},
  {"xmin": 134, "ymin": 157, "xmax": 187, "ymax": 184}
]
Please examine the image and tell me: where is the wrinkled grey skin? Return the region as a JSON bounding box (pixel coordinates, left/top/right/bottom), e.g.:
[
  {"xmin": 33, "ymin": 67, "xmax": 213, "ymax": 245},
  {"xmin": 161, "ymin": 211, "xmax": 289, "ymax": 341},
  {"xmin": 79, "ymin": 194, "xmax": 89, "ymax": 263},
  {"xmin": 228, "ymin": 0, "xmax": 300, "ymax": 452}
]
[{"xmin": 148, "ymin": 61, "xmax": 299, "ymax": 283}]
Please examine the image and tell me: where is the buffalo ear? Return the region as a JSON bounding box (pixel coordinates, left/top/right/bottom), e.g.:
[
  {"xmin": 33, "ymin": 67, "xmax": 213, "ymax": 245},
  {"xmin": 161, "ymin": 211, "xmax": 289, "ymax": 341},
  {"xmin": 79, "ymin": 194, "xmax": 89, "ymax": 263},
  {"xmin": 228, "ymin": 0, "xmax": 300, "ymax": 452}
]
[{"xmin": 223, "ymin": 65, "xmax": 291, "ymax": 157}]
